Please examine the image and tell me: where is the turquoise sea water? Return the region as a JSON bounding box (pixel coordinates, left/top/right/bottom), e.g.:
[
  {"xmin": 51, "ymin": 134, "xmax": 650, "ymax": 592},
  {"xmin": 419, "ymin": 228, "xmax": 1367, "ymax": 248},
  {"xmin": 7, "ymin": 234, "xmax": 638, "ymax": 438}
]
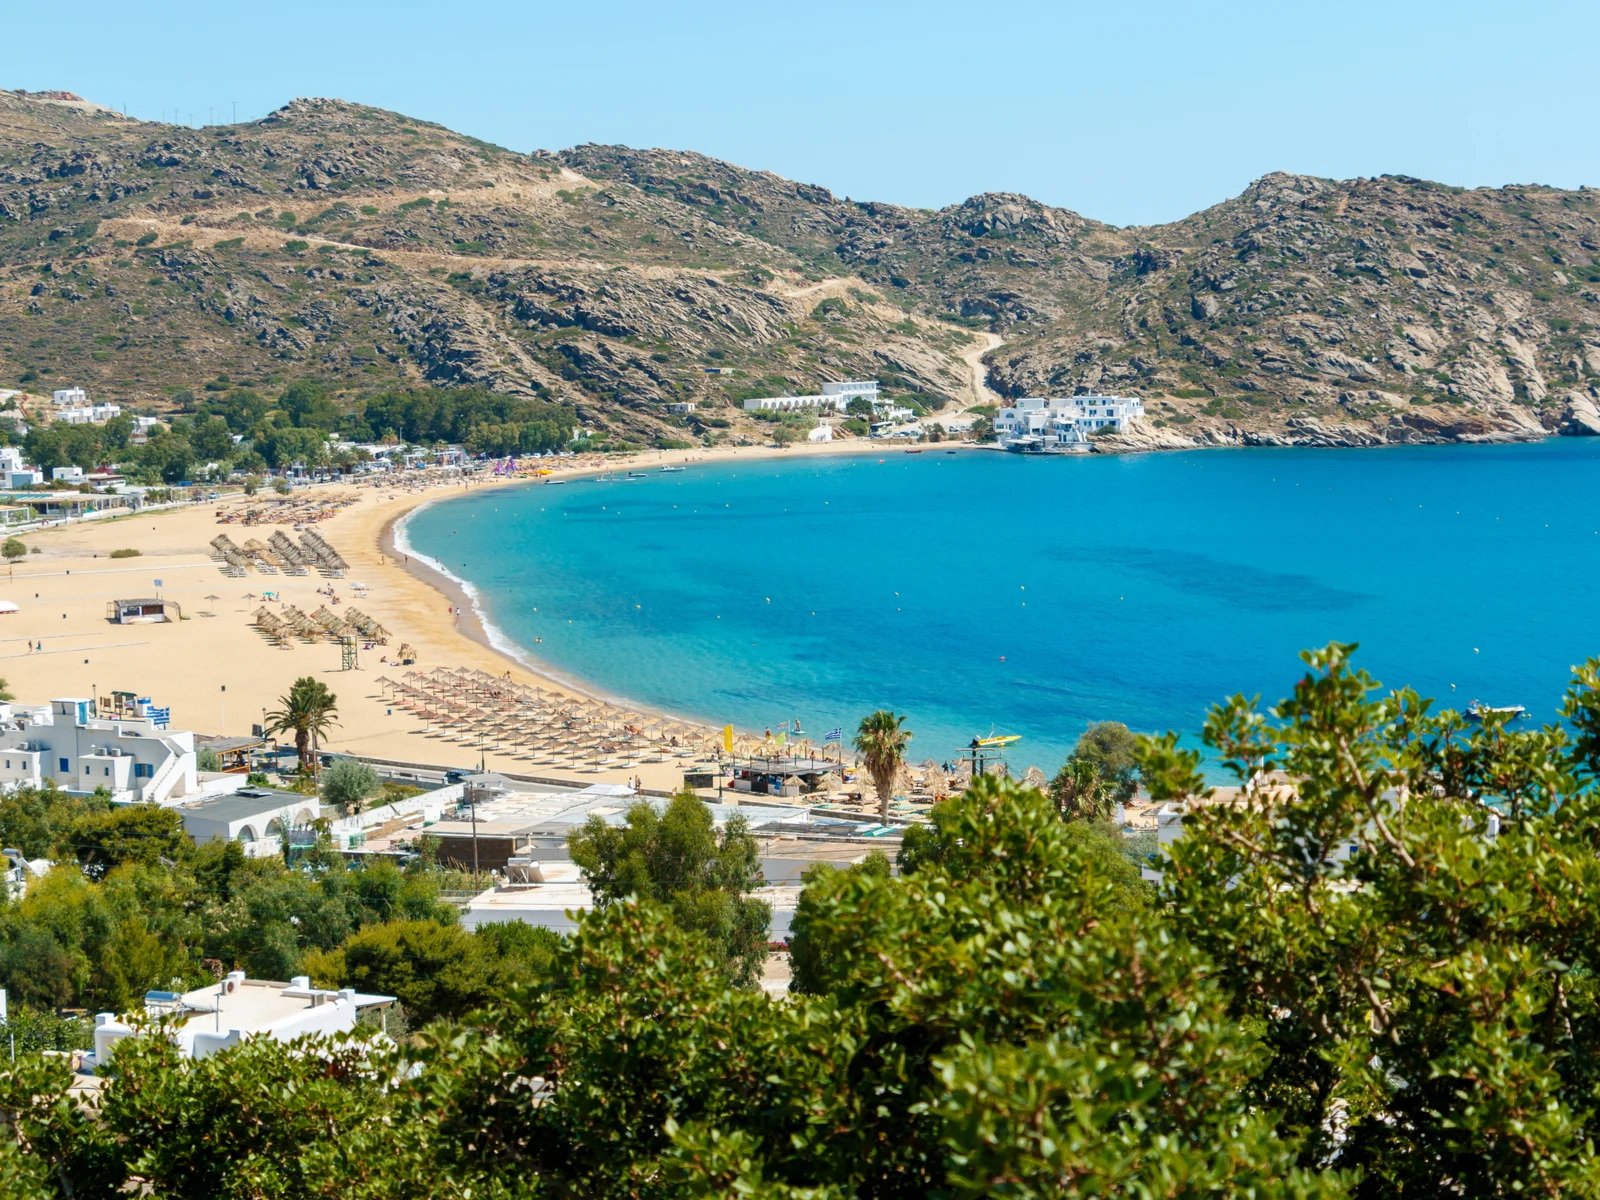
[{"xmin": 400, "ymin": 440, "xmax": 1600, "ymax": 774}]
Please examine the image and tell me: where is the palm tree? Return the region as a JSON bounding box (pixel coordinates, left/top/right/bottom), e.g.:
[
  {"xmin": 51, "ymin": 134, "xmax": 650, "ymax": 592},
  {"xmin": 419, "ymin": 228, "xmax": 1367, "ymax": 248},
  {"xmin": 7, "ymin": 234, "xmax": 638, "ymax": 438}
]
[
  {"xmin": 264, "ymin": 676, "xmax": 339, "ymax": 774},
  {"xmin": 855, "ymin": 710, "xmax": 912, "ymax": 821},
  {"xmin": 1049, "ymin": 757, "xmax": 1115, "ymax": 824}
]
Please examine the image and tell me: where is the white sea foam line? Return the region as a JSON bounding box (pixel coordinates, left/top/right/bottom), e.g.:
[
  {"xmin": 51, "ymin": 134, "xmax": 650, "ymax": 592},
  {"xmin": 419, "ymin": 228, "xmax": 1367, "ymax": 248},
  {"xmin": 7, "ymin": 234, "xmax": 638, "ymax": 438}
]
[{"xmin": 392, "ymin": 503, "xmax": 684, "ymax": 718}]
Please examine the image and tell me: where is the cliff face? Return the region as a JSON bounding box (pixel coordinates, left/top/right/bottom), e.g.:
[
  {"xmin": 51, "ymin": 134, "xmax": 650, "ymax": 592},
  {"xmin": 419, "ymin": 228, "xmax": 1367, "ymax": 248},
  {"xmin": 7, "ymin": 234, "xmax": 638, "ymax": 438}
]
[{"xmin": 2, "ymin": 92, "xmax": 1597, "ymax": 449}]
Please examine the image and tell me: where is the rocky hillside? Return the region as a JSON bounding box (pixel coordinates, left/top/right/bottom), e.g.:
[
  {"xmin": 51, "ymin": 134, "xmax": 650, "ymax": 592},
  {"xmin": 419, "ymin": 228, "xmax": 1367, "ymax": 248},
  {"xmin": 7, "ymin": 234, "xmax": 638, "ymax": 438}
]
[{"xmin": 3, "ymin": 89, "xmax": 1598, "ymax": 449}]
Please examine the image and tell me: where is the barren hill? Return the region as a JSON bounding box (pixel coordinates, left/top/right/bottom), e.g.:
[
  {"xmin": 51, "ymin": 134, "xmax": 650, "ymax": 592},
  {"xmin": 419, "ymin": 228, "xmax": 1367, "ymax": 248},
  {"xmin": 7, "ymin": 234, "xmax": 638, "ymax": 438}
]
[{"xmin": 3, "ymin": 90, "xmax": 1598, "ymax": 448}]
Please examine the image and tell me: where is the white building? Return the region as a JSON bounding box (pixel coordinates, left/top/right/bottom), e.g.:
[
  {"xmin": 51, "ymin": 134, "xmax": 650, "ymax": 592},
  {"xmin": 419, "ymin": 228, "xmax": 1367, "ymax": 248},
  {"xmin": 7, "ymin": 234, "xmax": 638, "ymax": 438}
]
[
  {"xmin": 179, "ymin": 787, "xmax": 322, "ymax": 859},
  {"xmin": 994, "ymin": 395, "xmax": 1145, "ymax": 452},
  {"xmin": 5, "ymin": 468, "xmax": 42, "ymax": 488},
  {"xmin": 745, "ymin": 379, "xmax": 880, "ymax": 414},
  {"xmin": 51, "ymin": 466, "xmax": 83, "ymax": 483},
  {"xmin": 54, "ymin": 403, "xmax": 122, "ymax": 426},
  {"xmin": 51, "ymin": 387, "xmax": 88, "ymax": 407},
  {"xmin": 807, "ymin": 424, "xmax": 834, "ymax": 443},
  {"xmin": 0, "ymin": 698, "xmax": 203, "ymax": 805},
  {"xmin": 667, "ymin": 401, "xmax": 696, "ymax": 414},
  {"xmin": 91, "ymin": 972, "xmax": 396, "ymax": 1063},
  {"xmin": 744, "ymin": 393, "xmax": 839, "ymax": 413},
  {"xmin": 821, "ymin": 380, "xmax": 879, "ymax": 406}
]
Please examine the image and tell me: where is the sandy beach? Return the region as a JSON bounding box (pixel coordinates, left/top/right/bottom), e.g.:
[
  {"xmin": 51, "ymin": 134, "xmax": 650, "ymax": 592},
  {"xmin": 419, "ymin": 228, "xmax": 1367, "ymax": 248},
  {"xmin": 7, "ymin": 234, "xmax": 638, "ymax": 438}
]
[{"xmin": 0, "ymin": 438, "xmax": 897, "ymax": 792}]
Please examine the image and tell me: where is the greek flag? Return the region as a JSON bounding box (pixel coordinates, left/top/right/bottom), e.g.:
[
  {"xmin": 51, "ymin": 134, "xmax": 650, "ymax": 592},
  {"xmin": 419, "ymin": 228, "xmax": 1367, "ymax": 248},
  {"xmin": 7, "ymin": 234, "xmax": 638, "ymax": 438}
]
[{"xmin": 824, "ymin": 727, "xmax": 842, "ymax": 742}]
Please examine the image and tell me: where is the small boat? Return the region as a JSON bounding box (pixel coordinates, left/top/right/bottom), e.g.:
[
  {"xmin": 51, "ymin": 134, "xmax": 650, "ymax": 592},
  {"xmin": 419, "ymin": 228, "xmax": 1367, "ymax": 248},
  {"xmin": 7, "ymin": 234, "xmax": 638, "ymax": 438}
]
[
  {"xmin": 546, "ymin": 479, "xmax": 568, "ymax": 486},
  {"xmin": 945, "ymin": 450, "xmax": 957, "ymax": 455},
  {"xmin": 660, "ymin": 466, "xmax": 685, "ymax": 473},
  {"xmin": 904, "ymin": 448, "xmax": 923, "ymax": 454},
  {"xmin": 1466, "ymin": 700, "xmax": 1527, "ymax": 721},
  {"xmin": 626, "ymin": 472, "xmax": 648, "ymax": 479},
  {"xmin": 972, "ymin": 733, "xmax": 1021, "ymax": 748}
]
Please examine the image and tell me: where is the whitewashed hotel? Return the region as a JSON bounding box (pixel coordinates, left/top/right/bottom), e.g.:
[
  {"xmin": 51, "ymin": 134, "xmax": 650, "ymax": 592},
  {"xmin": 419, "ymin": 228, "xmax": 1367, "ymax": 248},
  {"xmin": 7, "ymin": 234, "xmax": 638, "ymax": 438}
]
[
  {"xmin": 0, "ymin": 698, "xmax": 205, "ymax": 805},
  {"xmin": 995, "ymin": 395, "xmax": 1145, "ymax": 452},
  {"xmin": 743, "ymin": 379, "xmax": 879, "ymax": 413}
]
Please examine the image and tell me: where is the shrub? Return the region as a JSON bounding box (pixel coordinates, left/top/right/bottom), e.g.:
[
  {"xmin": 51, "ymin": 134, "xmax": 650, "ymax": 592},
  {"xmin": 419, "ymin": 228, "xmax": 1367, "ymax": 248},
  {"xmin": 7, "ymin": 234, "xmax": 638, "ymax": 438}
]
[
  {"xmin": 135, "ymin": 231, "xmax": 157, "ymax": 247},
  {"xmin": 282, "ymin": 239, "xmax": 309, "ymax": 255},
  {"xmin": 320, "ymin": 757, "xmax": 380, "ymax": 816},
  {"xmin": 0, "ymin": 539, "xmax": 23, "ymax": 563},
  {"xmin": 109, "ymin": 548, "xmax": 141, "ymax": 559}
]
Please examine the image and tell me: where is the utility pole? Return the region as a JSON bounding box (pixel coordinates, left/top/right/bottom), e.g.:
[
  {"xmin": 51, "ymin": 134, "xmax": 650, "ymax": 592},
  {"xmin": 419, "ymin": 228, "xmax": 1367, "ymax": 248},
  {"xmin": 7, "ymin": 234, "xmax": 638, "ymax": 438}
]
[
  {"xmin": 232, "ymin": 100, "xmax": 237, "ymax": 124},
  {"xmin": 468, "ymin": 778, "xmax": 480, "ymax": 886}
]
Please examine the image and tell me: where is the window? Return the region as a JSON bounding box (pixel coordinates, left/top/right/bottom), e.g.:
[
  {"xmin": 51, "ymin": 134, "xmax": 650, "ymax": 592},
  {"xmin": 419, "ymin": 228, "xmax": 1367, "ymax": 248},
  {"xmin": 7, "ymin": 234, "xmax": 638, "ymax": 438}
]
[
  {"xmin": 104, "ymin": 767, "xmax": 111, "ymax": 777},
  {"xmin": 134, "ymin": 763, "xmax": 153, "ymax": 779},
  {"xmin": 59, "ymin": 758, "xmax": 69, "ymax": 773}
]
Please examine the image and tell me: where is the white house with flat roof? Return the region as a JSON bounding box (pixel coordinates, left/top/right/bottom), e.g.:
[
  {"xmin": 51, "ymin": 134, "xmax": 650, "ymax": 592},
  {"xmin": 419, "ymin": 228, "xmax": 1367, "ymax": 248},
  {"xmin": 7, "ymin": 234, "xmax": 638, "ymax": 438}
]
[
  {"xmin": 744, "ymin": 393, "xmax": 839, "ymax": 413},
  {"xmin": 54, "ymin": 403, "xmax": 122, "ymax": 426},
  {"xmin": 0, "ymin": 698, "xmax": 204, "ymax": 805},
  {"xmin": 178, "ymin": 787, "xmax": 322, "ymax": 858},
  {"xmin": 821, "ymin": 380, "xmax": 878, "ymax": 405},
  {"xmin": 90, "ymin": 971, "xmax": 396, "ymax": 1064},
  {"xmin": 51, "ymin": 387, "xmax": 88, "ymax": 406},
  {"xmin": 745, "ymin": 379, "xmax": 880, "ymax": 414},
  {"xmin": 995, "ymin": 395, "xmax": 1145, "ymax": 451}
]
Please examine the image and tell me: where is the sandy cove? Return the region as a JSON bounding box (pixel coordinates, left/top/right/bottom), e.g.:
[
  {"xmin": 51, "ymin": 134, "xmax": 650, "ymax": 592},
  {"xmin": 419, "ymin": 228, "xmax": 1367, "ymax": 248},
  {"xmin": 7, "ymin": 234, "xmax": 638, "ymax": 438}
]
[{"xmin": 0, "ymin": 438, "xmax": 901, "ymax": 792}]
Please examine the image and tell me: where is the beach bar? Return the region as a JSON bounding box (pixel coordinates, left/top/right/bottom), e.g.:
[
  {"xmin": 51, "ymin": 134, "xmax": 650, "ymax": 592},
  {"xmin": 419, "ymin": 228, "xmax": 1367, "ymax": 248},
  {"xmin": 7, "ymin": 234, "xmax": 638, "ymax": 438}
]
[
  {"xmin": 728, "ymin": 755, "xmax": 842, "ymax": 798},
  {"xmin": 106, "ymin": 597, "xmax": 182, "ymax": 624}
]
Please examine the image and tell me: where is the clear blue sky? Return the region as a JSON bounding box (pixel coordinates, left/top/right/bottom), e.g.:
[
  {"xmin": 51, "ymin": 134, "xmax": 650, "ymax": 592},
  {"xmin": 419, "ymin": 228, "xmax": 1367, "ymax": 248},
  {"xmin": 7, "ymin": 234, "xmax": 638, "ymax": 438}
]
[{"xmin": 6, "ymin": 0, "xmax": 1598, "ymax": 227}]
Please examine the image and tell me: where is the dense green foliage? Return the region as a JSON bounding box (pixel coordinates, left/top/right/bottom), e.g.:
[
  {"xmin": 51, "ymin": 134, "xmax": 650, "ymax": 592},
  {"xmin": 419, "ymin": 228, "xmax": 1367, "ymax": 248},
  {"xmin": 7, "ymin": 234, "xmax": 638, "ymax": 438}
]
[
  {"xmin": 0, "ymin": 786, "xmax": 518, "ymax": 1022},
  {"xmin": 16, "ymin": 645, "xmax": 1600, "ymax": 1197},
  {"xmin": 13, "ymin": 381, "xmax": 577, "ymax": 487},
  {"xmin": 568, "ymin": 789, "xmax": 770, "ymax": 988},
  {"xmin": 303, "ymin": 918, "xmax": 558, "ymax": 1022}
]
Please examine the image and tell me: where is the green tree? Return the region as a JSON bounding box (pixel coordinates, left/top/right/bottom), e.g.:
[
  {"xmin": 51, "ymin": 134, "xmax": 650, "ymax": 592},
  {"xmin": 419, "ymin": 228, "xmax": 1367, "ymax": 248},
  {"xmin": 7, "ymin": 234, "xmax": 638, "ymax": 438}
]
[
  {"xmin": 277, "ymin": 380, "xmax": 342, "ymax": 430},
  {"xmin": 319, "ymin": 757, "xmax": 379, "ymax": 816},
  {"xmin": 263, "ymin": 676, "xmax": 338, "ymax": 771},
  {"xmin": 1, "ymin": 538, "xmax": 25, "ymax": 563},
  {"xmin": 568, "ymin": 789, "xmax": 770, "ymax": 987},
  {"xmin": 139, "ymin": 431, "xmax": 193, "ymax": 483},
  {"xmin": 203, "ymin": 387, "xmax": 270, "ymax": 433},
  {"xmin": 1136, "ymin": 641, "xmax": 1600, "ymax": 1192},
  {"xmin": 255, "ymin": 423, "xmax": 327, "ymax": 470},
  {"xmin": 787, "ymin": 848, "xmax": 890, "ymax": 994},
  {"xmin": 855, "ymin": 709, "xmax": 912, "ymax": 821},
  {"xmin": 188, "ymin": 415, "xmax": 234, "ymax": 462},
  {"xmin": 62, "ymin": 804, "xmax": 188, "ymax": 881},
  {"xmin": 97, "ymin": 1030, "xmax": 392, "ymax": 1200},
  {"xmin": 1047, "ymin": 755, "xmax": 1116, "ymax": 823},
  {"xmin": 303, "ymin": 919, "xmax": 496, "ymax": 1022},
  {"xmin": 1070, "ymin": 720, "xmax": 1141, "ymax": 802}
]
